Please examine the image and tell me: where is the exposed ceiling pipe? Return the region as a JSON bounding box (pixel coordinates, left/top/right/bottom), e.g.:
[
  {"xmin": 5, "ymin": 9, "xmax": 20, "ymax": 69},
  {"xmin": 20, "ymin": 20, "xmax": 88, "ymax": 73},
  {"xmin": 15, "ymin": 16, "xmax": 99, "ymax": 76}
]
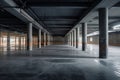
[{"xmin": 0, "ymin": 0, "xmax": 50, "ymax": 34}]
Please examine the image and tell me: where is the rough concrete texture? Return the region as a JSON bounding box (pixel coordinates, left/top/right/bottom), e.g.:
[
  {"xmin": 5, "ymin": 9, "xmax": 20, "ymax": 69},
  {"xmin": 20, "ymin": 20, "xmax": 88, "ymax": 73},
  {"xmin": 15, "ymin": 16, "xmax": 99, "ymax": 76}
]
[{"xmin": 0, "ymin": 45, "xmax": 120, "ymax": 80}]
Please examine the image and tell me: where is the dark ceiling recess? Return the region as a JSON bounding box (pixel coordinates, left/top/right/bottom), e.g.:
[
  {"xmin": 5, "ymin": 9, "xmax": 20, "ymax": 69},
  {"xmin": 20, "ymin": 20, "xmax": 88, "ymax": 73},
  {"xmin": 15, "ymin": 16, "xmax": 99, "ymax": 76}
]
[
  {"xmin": 13, "ymin": 0, "xmax": 95, "ymax": 36},
  {"xmin": 0, "ymin": 8, "xmax": 27, "ymax": 33}
]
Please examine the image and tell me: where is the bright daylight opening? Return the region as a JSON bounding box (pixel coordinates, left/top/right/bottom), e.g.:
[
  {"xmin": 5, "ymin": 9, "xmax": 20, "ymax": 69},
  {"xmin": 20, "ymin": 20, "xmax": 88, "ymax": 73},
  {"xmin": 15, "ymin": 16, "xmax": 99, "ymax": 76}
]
[{"xmin": 113, "ymin": 24, "xmax": 120, "ymax": 31}]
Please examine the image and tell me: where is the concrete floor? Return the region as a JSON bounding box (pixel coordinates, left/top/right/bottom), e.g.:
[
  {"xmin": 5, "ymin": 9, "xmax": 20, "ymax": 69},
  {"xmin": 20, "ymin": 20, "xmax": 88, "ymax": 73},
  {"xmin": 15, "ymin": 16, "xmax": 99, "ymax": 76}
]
[
  {"xmin": 0, "ymin": 45, "xmax": 120, "ymax": 80},
  {"xmin": 86, "ymin": 44, "xmax": 120, "ymax": 59}
]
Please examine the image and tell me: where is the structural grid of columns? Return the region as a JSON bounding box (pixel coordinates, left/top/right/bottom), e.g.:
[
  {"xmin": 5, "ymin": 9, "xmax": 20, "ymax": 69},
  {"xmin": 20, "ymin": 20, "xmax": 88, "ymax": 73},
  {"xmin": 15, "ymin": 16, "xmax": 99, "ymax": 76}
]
[
  {"xmin": 76, "ymin": 27, "xmax": 80, "ymax": 48},
  {"xmin": 99, "ymin": 8, "xmax": 108, "ymax": 58},
  {"xmin": 38, "ymin": 29, "xmax": 41, "ymax": 48},
  {"xmin": 82, "ymin": 23, "xmax": 87, "ymax": 51},
  {"xmin": 27, "ymin": 23, "xmax": 53, "ymax": 50},
  {"xmin": 27, "ymin": 23, "xmax": 33, "ymax": 51}
]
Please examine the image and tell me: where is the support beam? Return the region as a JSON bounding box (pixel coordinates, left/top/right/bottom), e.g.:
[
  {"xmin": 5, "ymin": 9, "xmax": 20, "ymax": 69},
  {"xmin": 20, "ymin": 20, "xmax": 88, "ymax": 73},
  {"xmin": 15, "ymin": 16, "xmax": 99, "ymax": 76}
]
[
  {"xmin": 7, "ymin": 32, "xmax": 10, "ymax": 51},
  {"xmin": 29, "ymin": 2, "xmax": 90, "ymax": 8},
  {"xmin": 71, "ymin": 32, "xmax": 74, "ymax": 47},
  {"xmin": 27, "ymin": 23, "xmax": 33, "ymax": 50},
  {"xmin": 82, "ymin": 23, "xmax": 87, "ymax": 51},
  {"xmin": 19, "ymin": 35, "xmax": 21, "ymax": 50},
  {"xmin": 44, "ymin": 32, "xmax": 46, "ymax": 47},
  {"xmin": 47, "ymin": 34, "xmax": 50, "ymax": 45},
  {"xmin": 73, "ymin": 29, "xmax": 76, "ymax": 47},
  {"xmin": 0, "ymin": 0, "xmax": 49, "ymax": 34},
  {"xmin": 66, "ymin": 0, "xmax": 119, "ymax": 36},
  {"xmin": 38, "ymin": 29, "xmax": 41, "ymax": 48},
  {"xmin": 76, "ymin": 27, "xmax": 80, "ymax": 48},
  {"xmin": 70, "ymin": 33, "xmax": 72, "ymax": 46},
  {"xmin": 0, "ymin": 31, "xmax": 2, "ymax": 50},
  {"xmin": 50, "ymin": 36, "xmax": 53, "ymax": 45},
  {"xmin": 69, "ymin": 34, "xmax": 70, "ymax": 45},
  {"xmin": 99, "ymin": 8, "xmax": 108, "ymax": 58},
  {"xmin": 70, "ymin": 33, "xmax": 71, "ymax": 46},
  {"xmin": 15, "ymin": 35, "xmax": 17, "ymax": 50}
]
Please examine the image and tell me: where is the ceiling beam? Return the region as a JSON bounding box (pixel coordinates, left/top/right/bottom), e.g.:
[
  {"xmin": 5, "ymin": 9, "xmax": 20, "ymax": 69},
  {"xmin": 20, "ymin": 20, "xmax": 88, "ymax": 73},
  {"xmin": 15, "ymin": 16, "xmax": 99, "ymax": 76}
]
[
  {"xmin": 29, "ymin": 2, "xmax": 91, "ymax": 8},
  {"xmin": 66, "ymin": 0, "xmax": 120, "ymax": 36},
  {"xmin": 0, "ymin": 0, "xmax": 50, "ymax": 34},
  {"xmin": 114, "ymin": 2, "xmax": 120, "ymax": 7},
  {"xmin": 46, "ymin": 27, "xmax": 71, "ymax": 28},
  {"xmin": 39, "ymin": 19, "xmax": 77, "ymax": 21},
  {"xmin": 94, "ymin": 16, "xmax": 120, "ymax": 20},
  {"xmin": 47, "ymin": 28, "xmax": 70, "ymax": 30},
  {"xmin": 46, "ymin": 25, "xmax": 72, "ymax": 27},
  {"xmin": 47, "ymin": 24, "xmax": 74, "ymax": 26},
  {"xmin": 38, "ymin": 16, "xmax": 79, "ymax": 20}
]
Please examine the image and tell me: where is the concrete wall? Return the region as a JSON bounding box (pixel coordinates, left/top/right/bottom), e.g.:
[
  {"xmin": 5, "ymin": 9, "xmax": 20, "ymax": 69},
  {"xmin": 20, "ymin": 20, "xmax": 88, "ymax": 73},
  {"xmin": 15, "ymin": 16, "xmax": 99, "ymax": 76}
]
[
  {"xmin": 87, "ymin": 31, "xmax": 120, "ymax": 46},
  {"xmin": 53, "ymin": 36, "xmax": 65, "ymax": 45},
  {"xmin": 87, "ymin": 35, "xmax": 99, "ymax": 44}
]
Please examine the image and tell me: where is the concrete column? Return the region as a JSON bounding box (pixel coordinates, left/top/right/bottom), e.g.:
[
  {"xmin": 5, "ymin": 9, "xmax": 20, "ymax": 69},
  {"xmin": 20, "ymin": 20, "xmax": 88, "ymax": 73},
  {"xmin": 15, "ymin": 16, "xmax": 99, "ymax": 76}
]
[
  {"xmin": 15, "ymin": 35, "xmax": 17, "ymax": 50},
  {"xmin": 51, "ymin": 36, "xmax": 53, "ymax": 44},
  {"xmin": 19, "ymin": 34, "xmax": 21, "ymax": 50},
  {"xmin": 76, "ymin": 27, "xmax": 80, "ymax": 48},
  {"xmin": 50, "ymin": 36, "xmax": 52, "ymax": 45},
  {"xmin": 43, "ymin": 32, "xmax": 46, "ymax": 47},
  {"xmin": 49, "ymin": 35, "xmax": 51, "ymax": 45},
  {"xmin": 70, "ymin": 33, "xmax": 72, "ymax": 46},
  {"xmin": 82, "ymin": 23, "xmax": 87, "ymax": 51},
  {"xmin": 69, "ymin": 34, "xmax": 71, "ymax": 46},
  {"xmin": 27, "ymin": 23, "xmax": 33, "ymax": 50},
  {"xmin": 68, "ymin": 34, "xmax": 70, "ymax": 45},
  {"xmin": 73, "ymin": 29, "xmax": 76, "ymax": 47},
  {"xmin": 73, "ymin": 31, "xmax": 74, "ymax": 47},
  {"xmin": 38, "ymin": 29, "xmax": 41, "ymax": 48},
  {"xmin": 68, "ymin": 35, "xmax": 70, "ymax": 45},
  {"xmin": 71, "ymin": 32, "xmax": 73, "ymax": 46},
  {"xmin": 47, "ymin": 34, "xmax": 50, "ymax": 45},
  {"xmin": 99, "ymin": 8, "xmax": 108, "ymax": 58},
  {"xmin": 7, "ymin": 32, "xmax": 10, "ymax": 51},
  {"xmin": 0, "ymin": 31, "xmax": 1, "ymax": 49}
]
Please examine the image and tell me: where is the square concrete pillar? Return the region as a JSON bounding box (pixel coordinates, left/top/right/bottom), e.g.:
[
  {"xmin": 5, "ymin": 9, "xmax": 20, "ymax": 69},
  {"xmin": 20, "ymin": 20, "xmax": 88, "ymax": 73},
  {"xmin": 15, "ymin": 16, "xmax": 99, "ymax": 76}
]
[
  {"xmin": 76, "ymin": 27, "xmax": 80, "ymax": 48},
  {"xmin": 70, "ymin": 33, "xmax": 72, "ymax": 46},
  {"xmin": 71, "ymin": 32, "xmax": 74, "ymax": 47},
  {"xmin": 82, "ymin": 23, "xmax": 87, "ymax": 51},
  {"xmin": 7, "ymin": 32, "xmax": 10, "ymax": 51},
  {"xmin": 0, "ymin": 31, "xmax": 2, "ymax": 49},
  {"xmin": 19, "ymin": 35, "xmax": 21, "ymax": 50},
  {"xmin": 38, "ymin": 29, "xmax": 41, "ymax": 48},
  {"xmin": 73, "ymin": 29, "xmax": 76, "ymax": 47},
  {"xmin": 47, "ymin": 34, "xmax": 50, "ymax": 45},
  {"xmin": 43, "ymin": 32, "xmax": 46, "ymax": 47},
  {"xmin": 99, "ymin": 8, "xmax": 108, "ymax": 58},
  {"xmin": 27, "ymin": 23, "xmax": 33, "ymax": 51},
  {"xmin": 69, "ymin": 34, "xmax": 71, "ymax": 46},
  {"xmin": 69, "ymin": 34, "xmax": 70, "ymax": 45}
]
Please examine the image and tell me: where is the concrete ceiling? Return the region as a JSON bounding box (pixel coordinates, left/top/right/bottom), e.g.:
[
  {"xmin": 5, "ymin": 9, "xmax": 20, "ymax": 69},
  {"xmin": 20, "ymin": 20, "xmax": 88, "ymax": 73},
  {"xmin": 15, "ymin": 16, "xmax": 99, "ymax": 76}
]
[
  {"xmin": 0, "ymin": 0, "xmax": 120, "ymax": 36},
  {"xmin": 13, "ymin": 0, "xmax": 95, "ymax": 36}
]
